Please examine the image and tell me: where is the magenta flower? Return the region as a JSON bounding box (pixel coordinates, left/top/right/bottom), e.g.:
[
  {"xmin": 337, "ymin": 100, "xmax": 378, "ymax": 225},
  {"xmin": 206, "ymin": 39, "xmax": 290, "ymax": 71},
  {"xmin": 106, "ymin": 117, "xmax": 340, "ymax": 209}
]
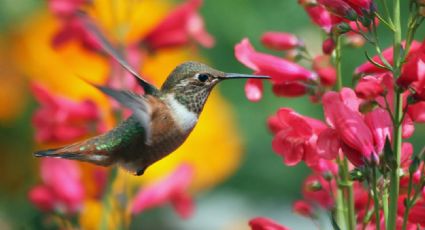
[
  {"xmin": 317, "ymin": 0, "xmax": 356, "ymax": 19},
  {"xmin": 319, "ymin": 88, "xmax": 382, "ymax": 166},
  {"xmin": 28, "ymin": 158, "xmax": 84, "ymax": 213},
  {"xmin": 261, "ymin": 32, "xmax": 302, "ymax": 51},
  {"xmin": 131, "ymin": 164, "xmax": 195, "ymax": 219},
  {"xmin": 292, "ymin": 200, "xmax": 314, "ymax": 218},
  {"xmin": 142, "ymin": 0, "xmax": 214, "ymax": 50},
  {"xmin": 52, "ymin": 17, "xmax": 100, "ymax": 51},
  {"xmin": 48, "ymin": 0, "xmax": 86, "ymax": 17},
  {"xmin": 235, "ymin": 38, "xmax": 317, "ymax": 100},
  {"xmin": 31, "ymin": 83, "xmax": 104, "ymax": 144},
  {"xmin": 354, "ymin": 75, "xmax": 384, "ymax": 100},
  {"xmin": 312, "ymin": 55, "xmax": 336, "ymax": 86},
  {"xmin": 322, "ymin": 37, "xmax": 335, "ymax": 54},
  {"xmin": 301, "ymin": 4, "xmax": 337, "ymax": 33},
  {"xmin": 270, "ymin": 108, "xmax": 326, "ymax": 166},
  {"xmin": 249, "ymin": 217, "xmax": 290, "ymax": 230},
  {"xmin": 245, "ymin": 79, "xmax": 263, "ymax": 102},
  {"xmin": 408, "ymin": 101, "xmax": 425, "ymax": 123}
]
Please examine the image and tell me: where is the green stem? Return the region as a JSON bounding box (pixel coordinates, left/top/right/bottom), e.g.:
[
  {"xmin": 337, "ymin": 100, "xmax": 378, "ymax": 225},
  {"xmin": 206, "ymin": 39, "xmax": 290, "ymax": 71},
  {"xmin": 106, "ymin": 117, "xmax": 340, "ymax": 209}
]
[
  {"xmin": 334, "ymin": 35, "xmax": 356, "ymax": 230},
  {"xmin": 387, "ymin": 0, "xmax": 402, "ymax": 228},
  {"xmin": 371, "ymin": 166, "xmax": 381, "ymax": 230}
]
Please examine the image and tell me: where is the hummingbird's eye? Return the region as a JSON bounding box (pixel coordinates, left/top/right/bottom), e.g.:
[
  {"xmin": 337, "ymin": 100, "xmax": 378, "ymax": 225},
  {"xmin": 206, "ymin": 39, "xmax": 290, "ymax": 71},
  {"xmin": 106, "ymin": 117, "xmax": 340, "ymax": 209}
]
[{"xmin": 197, "ymin": 73, "xmax": 209, "ymax": 82}]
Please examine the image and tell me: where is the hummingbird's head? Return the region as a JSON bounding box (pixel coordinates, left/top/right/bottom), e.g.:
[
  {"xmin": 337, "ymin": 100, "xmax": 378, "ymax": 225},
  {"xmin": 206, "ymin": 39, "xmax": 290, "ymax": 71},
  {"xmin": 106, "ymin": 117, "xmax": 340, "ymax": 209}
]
[
  {"xmin": 161, "ymin": 61, "xmax": 269, "ymax": 93},
  {"xmin": 161, "ymin": 61, "xmax": 269, "ymax": 113}
]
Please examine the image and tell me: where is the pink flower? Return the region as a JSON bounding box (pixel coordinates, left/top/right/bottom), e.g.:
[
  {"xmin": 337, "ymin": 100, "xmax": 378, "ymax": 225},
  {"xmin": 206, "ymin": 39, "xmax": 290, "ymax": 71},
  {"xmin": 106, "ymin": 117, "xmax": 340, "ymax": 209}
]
[
  {"xmin": 272, "ymin": 82, "xmax": 308, "ymax": 97},
  {"xmin": 408, "ymin": 101, "xmax": 425, "ymax": 122},
  {"xmin": 312, "ymin": 55, "xmax": 336, "ymax": 86},
  {"xmin": 270, "ymin": 108, "xmax": 326, "ymax": 166},
  {"xmin": 31, "ymin": 83, "xmax": 104, "ymax": 144},
  {"xmin": 292, "ymin": 200, "xmax": 314, "ymax": 218},
  {"xmin": 355, "ymin": 40, "xmax": 422, "ymax": 75},
  {"xmin": 249, "ymin": 217, "xmax": 290, "ymax": 230},
  {"xmin": 301, "ymin": 4, "xmax": 337, "ymax": 33},
  {"xmin": 245, "ymin": 79, "xmax": 263, "ymax": 102},
  {"xmin": 343, "ymin": 0, "xmax": 373, "ymax": 14},
  {"xmin": 322, "ymin": 38, "xmax": 335, "ymax": 54},
  {"xmin": 131, "ymin": 164, "xmax": 195, "ymax": 219},
  {"xmin": 28, "ymin": 158, "xmax": 84, "ymax": 213},
  {"xmin": 355, "ymin": 75, "xmax": 384, "ymax": 100},
  {"xmin": 318, "ymin": 88, "xmax": 392, "ymax": 166},
  {"xmin": 48, "ymin": 0, "xmax": 86, "ymax": 17},
  {"xmin": 261, "ymin": 32, "xmax": 302, "ymax": 51},
  {"xmin": 142, "ymin": 0, "xmax": 214, "ymax": 50},
  {"xmin": 52, "ymin": 17, "xmax": 100, "ymax": 51},
  {"xmin": 317, "ymin": 0, "xmax": 356, "ymax": 19},
  {"xmin": 235, "ymin": 38, "xmax": 317, "ymax": 99}
]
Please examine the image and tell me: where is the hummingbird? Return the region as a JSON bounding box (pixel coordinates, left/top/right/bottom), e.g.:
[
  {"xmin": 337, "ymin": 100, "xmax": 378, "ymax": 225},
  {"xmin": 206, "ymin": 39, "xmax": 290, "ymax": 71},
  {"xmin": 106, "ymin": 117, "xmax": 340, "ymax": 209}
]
[{"xmin": 34, "ymin": 15, "xmax": 270, "ymax": 176}]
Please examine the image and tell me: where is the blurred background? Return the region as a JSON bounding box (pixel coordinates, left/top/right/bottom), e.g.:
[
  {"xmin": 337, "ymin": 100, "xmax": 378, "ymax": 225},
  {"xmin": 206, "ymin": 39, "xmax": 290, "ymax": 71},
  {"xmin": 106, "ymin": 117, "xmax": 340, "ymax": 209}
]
[{"xmin": 0, "ymin": 0, "xmax": 424, "ymax": 229}]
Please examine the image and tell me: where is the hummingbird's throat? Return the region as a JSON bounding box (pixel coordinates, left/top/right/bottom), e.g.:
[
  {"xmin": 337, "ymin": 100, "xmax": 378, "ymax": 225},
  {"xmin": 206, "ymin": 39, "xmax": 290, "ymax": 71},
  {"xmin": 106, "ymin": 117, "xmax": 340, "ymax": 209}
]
[{"xmin": 165, "ymin": 94, "xmax": 199, "ymax": 132}]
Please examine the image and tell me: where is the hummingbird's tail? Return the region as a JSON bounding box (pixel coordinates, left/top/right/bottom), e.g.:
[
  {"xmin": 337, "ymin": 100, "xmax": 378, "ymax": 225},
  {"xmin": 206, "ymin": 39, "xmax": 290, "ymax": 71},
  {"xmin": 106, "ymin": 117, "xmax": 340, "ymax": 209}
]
[{"xmin": 33, "ymin": 142, "xmax": 114, "ymax": 167}]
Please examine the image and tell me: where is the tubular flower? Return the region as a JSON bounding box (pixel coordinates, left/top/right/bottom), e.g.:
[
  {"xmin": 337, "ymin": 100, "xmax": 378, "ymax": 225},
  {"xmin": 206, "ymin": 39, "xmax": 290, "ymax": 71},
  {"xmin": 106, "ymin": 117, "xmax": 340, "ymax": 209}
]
[
  {"xmin": 249, "ymin": 217, "xmax": 290, "ymax": 230},
  {"xmin": 312, "ymin": 55, "xmax": 336, "ymax": 86},
  {"xmin": 131, "ymin": 163, "xmax": 195, "ymax": 219},
  {"xmin": 235, "ymin": 38, "xmax": 317, "ymax": 100},
  {"xmin": 270, "ymin": 108, "xmax": 326, "ymax": 167},
  {"xmin": 31, "ymin": 83, "xmax": 105, "ymax": 144},
  {"xmin": 318, "ymin": 88, "xmax": 391, "ymax": 166},
  {"xmin": 301, "ymin": 4, "xmax": 336, "ymax": 33},
  {"xmin": 245, "ymin": 79, "xmax": 263, "ymax": 102},
  {"xmin": 317, "ymin": 0, "xmax": 357, "ymax": 19},
  {"xmin": 354, "ymin": 75, "xmax": 385, "ymax": 100},
  {"xmin": 261, "ymin": 32, "xmax": 302, "ymax": 51},
  {"xmin": 28, "ymin": 158, "xmax": 85, "ymax": 213},
  {"xmin": 407, "ymin": 101, "xmax": 425, "ymax": 122},
  {"xmin": 292, "ymin": 200, "xmax": 314, "ymax": 218},
  {"xmin": 142, "ymin": 0, "xmax": 214, "ymax": 50}
]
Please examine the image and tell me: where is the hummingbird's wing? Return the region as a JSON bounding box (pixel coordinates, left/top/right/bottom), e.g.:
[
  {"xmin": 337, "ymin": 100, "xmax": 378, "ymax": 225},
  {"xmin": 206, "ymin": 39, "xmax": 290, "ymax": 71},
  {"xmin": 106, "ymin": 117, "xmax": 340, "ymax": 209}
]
[
  {"xmin": 92, "ymin": 84, "xmax": 153, "ymax": 145},
  {"xmin": 79, "ymin": 13, "xmax": 159, "ymax": 96}
]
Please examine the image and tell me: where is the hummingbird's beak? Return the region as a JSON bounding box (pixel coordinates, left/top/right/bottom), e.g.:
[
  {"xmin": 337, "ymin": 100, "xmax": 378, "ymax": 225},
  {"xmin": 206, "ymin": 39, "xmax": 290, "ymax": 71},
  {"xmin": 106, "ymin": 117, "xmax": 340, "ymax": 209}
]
[{"xmin": 222, "ymin": 73, "xmax": 271, "ymax": 80}]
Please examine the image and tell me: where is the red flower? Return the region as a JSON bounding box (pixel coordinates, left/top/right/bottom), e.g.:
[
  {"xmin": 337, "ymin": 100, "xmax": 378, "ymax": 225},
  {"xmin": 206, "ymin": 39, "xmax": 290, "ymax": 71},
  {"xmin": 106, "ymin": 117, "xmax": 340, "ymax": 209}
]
[
  {"xmin": 131, "ymin": 164, "xmax": 195, "ymax": 219},
  {"xmin": 317, "ymin": 0, "xmax": 356, "ymax": 19},
  {"xmin": 301, "ymin": 4, "xmax": 337, "ymax": 33},
  {"xmin": 322, "ymin": 38, "xmax": 335, "ymax": 54},
  {"xmin": 249, "ymin": 217, "xmax": 290, "ymax": 230},
  {"xmin": 31, "ymin": 83, "xmax": 104, "ymax": 144},
  {"xmin": 48, "ymin": 0, "xmax": 86, "ymax": 17},
  {"xmin": 312, "ymin": 55, "xmax": 336, "ymax": 86},
  {"xmin": 245, "ymin": 79, "xmax": 264, "ymax": 102},
  {"xmin": 270, "ymin": 108, "xmax": 326, "ymax": 166},
  {"xmin": 408, "ymin": 101, "xmax": 425, "ymax": 122},
  {"xmin": 28, "ymin": 158, "xmax": 84, "ymax": 213},
  {"xmin": 293, "ymin": 200, "xmax": 314, "ymax": 218},
  {"xmin": 355, "ymin": 75, "xmax": 384, "ymax": 100},
  {"xmin": 261, "ymin": 32, "xmax": 302, "ymax": 51},
  {"xmin": 235, "ymin": 38, "xmax": 317, "ymax": 99},
  {"xmin": 142, "ymin": 0, "xmax": 214, "ymax": 50}
]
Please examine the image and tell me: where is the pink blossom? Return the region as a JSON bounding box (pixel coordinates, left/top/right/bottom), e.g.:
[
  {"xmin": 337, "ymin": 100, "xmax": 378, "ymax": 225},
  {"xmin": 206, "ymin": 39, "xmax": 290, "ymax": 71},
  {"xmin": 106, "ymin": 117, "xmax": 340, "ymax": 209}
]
[
  {"xmin": 322, "ymin": 38, "xmax": 335, "ymax": 54},
  {"xmin": 292, "ymin": 200, "xmax": 314, "ymax": 218},
  {"xmin": 355, "ymin": 75, "xmax": 384, "ymax": 100},
  {"xmin": 301, "ymin": 4, "xmax": 337, "ymax": 32},
  {"xmin": 142, "ymin": 0, "xmax": 214, "ymax": 50},
  {"xmin": 343, "ymin": 0, "xmax": 373, "ymax": 14},
  {"xmin": 31, "ymin": 83, "xmax": 104, "ymax": 144},
  {"xmin": 235, "ymin": 38, "xmax": 317, "ymax": 83},
  {"xmin": 48, "ymin": 0, "xmax": 85, "ymax": 17},
  {"xmin": 355, "ymin": 40, "xmax": 422, "ymax": 75},
  {"xmin": 408, "ymin": 101, "xmax": 425, "ymax": 122},
  {"xmin": 28, "ymin": 158, "xmax": 84, "ymax": 213},
  {"xmin": 270, "ymin": 108, "xmax": 326, "ymax": 166},
  {"xmin": 131, "ymin": 164, "xmax": 195, "ymax": 219},
  {"xmin": 272, "ymin": 82, "xmax": 308, "ymax": 97},
  {"xmin": 318, "ymin": 88, "xmax": 391, "ymax": 166},
  {"xmin": 52, "ymin": 17, "xmax": 100, "ymax": 51},
  {"xmin": 312, "ymin": 55, "xmax": 336, "ymax": 86},
  {"xmin": 245, "ymin": 79, "xmax": 263, "ymax": 102},
  {"xmin": 249, "ymin": 217, "xmax": 290, "ymax": 230},
  {"xmin": 261, "ymin": 32, "xmax": 302, "ymax": 51},
  {"xmin": 317, "ymin": 0, "xmax": 356, "ymax": 19}
]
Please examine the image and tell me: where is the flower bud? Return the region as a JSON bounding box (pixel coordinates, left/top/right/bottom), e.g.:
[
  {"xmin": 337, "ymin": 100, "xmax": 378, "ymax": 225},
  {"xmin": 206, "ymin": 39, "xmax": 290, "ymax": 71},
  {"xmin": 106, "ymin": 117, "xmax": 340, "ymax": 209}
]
[
  {"xmin": 322, "ymin": 38, "xmax": 335, "ymax": 54},
  {"xmin": 306, "ymin": 180, "xmax": 323, "ymax": 191}
]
